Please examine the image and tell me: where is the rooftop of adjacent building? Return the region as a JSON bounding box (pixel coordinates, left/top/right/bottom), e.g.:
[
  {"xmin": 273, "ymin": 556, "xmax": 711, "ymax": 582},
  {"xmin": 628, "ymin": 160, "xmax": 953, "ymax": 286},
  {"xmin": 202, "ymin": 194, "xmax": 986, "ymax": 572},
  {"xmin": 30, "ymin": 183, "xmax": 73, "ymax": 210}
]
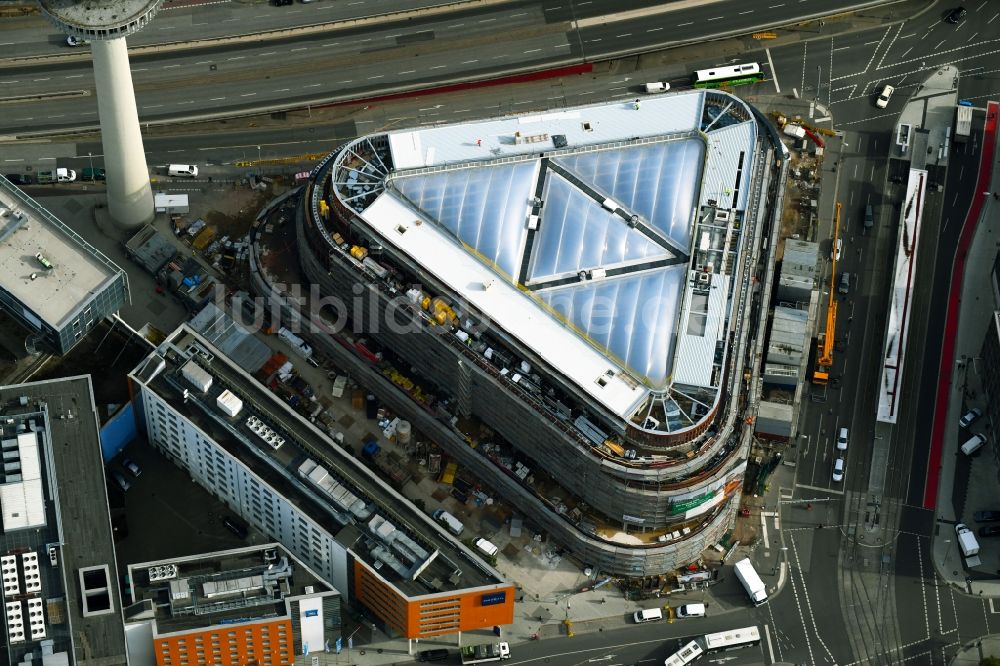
[
  {"xmin": 129, "ymin": 325, "xmax": 503, "ymax": 598},
  {"xmin": 0, "ymin": 178, "xmax": 125, "ymax": 331},
  {"xmin": 0, "ymin": 377, "xmax": 126, "ymax": 666},
  {"xmin": 127, "ymin": 543, "xmax": 336, "ymax": 636},
  {"xmin": 324, "ymin": 90, "xmax": 760, "ymax": 423}
]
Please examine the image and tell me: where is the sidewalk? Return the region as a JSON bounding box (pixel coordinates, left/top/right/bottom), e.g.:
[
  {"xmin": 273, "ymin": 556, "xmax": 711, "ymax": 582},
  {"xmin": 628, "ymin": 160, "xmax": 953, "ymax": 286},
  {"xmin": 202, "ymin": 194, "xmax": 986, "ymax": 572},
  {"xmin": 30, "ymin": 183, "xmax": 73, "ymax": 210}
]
[{"xmin": 931, "ymin": 101, "xmax": 1000, "ymax": 595}]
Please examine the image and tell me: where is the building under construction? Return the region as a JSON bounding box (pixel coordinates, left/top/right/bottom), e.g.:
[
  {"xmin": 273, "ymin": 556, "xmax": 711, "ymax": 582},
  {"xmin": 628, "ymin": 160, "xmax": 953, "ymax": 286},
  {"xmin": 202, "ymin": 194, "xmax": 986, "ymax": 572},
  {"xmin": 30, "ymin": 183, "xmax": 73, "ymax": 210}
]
[{"xmin": 294, "ymin": 90, "xmax": 784, "ymax": 575}]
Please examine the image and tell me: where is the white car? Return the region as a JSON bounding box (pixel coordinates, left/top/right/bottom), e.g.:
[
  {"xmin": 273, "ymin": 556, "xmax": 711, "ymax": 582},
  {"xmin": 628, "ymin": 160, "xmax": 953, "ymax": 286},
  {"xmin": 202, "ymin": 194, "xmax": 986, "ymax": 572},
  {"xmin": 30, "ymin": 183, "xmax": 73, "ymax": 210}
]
[
  {"xmin": 876, "ymin": 84, "xmax": 894, "ymax": 109},
  {"xmin": 66, "ymin": 35, "xmax": 89, "ymax": 47},
  {"xmin": 676, "ymin": 603, "xmax": 706, "ymax": 618},
  {"xmin": 833, "ymin": 238, "xmax": 842, "ymax": 261},
  {"xmin": 833, "ymin": 458, "xmax": 845, "ymax": 482},
  {"xmin": 836, "ymin": 427, "xmax": 849, "ymax": 451},
  {"xmin": 960, "ymin": 407, "xmax": 982, "ymax": 429}
]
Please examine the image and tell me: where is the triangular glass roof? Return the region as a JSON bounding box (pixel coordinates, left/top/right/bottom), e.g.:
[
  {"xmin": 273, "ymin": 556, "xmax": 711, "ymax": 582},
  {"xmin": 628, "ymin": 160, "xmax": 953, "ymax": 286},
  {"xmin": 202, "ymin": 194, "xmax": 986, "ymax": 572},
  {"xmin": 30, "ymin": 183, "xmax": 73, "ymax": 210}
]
[
  {"xmin": 555, "ymin": 140, "xmax": 703, "ymax": 248},
  {"xmin": 537, "ymin": 268, "xmax": 685, "ymax": 387},
  {"xmin": 394, "ymin": 161, "xmax": 537, "ymax": 279},
  {"xmin": 528, "ymin": 173, "xmax": 668, "ymax": 282}
]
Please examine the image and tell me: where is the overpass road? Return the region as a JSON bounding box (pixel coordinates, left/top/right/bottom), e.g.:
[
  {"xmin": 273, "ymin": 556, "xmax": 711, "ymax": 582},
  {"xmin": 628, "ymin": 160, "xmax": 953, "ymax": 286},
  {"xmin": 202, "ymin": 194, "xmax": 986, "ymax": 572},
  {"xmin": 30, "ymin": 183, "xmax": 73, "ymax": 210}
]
[{"xmin": 1, "ymin": 0, "xmax": 898, "ymax": 135}]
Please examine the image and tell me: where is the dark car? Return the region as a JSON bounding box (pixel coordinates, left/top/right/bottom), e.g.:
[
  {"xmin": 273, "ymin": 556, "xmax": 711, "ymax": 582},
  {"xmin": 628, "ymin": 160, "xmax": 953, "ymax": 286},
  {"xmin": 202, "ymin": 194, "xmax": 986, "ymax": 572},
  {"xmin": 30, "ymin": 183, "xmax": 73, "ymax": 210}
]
[
  {"xmin": 975, "ymin": 510, "xmax": 1000, "ymax": 522},
  {"xmin": 223, "ymin": 516, "xmax": 249, "ymax": 539},
  {"xmin": 979, "ymin": 525, "xmax": 1000, "ymax": 538},
  {"xmin": 272, "ymin": 0, "xmax": 293, "ymax": 4},
  {"xmin": 417, "ymin": 649, "xmax": 449, "ymax": 662},
  {"xmin": 4, "ymin": 174, "xmax": 33, "ymax": 185},
  {"xmin": 946, "ymin": 7, "xmax": 967, "ymax": 23}
]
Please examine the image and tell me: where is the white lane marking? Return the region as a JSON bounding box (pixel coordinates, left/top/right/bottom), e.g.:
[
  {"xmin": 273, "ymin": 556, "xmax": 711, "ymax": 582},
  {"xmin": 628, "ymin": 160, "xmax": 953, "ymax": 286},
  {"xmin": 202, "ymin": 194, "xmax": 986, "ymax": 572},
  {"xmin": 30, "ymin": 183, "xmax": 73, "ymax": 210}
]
[{"xmin": 766, "ymin": 47, "xmax": 780, "ymax": 93}]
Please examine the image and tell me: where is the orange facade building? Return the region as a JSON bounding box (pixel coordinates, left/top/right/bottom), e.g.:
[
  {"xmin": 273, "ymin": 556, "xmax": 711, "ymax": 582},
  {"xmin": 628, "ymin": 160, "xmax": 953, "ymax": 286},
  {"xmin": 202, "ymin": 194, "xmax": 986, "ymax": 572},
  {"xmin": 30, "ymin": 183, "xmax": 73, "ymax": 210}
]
[
  {"xmin": 154, "ymin": 619, "xmax": 294, "ymax": 666},
  {"xmin": 353, "ymin": 560, "xmax": 515, "ymax": 638}
]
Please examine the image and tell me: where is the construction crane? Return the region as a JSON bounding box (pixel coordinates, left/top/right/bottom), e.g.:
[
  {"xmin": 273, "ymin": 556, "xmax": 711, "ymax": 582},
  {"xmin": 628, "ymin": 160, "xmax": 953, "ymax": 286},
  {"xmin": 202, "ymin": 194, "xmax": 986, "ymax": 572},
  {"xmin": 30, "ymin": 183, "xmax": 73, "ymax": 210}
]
[{"xmin": 813, "ymin": 202, "xmax": 842, "ymax": 384}]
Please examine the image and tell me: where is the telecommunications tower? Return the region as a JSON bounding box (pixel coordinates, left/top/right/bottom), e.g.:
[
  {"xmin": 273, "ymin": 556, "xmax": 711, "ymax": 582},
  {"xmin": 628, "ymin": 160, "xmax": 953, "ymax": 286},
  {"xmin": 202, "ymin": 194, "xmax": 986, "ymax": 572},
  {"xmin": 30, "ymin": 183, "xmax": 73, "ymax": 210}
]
[{"xmin": 38, "ymin": 0, "xmax": 161, "ymax": 228}]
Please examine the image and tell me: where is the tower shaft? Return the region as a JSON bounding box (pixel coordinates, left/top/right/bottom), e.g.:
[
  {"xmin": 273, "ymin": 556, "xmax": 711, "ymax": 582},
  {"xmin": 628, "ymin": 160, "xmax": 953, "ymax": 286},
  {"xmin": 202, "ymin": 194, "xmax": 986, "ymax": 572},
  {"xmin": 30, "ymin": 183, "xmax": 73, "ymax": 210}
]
[{"xmin": 91, "ymin": 37, "xmax": 153, "ymax": 228}]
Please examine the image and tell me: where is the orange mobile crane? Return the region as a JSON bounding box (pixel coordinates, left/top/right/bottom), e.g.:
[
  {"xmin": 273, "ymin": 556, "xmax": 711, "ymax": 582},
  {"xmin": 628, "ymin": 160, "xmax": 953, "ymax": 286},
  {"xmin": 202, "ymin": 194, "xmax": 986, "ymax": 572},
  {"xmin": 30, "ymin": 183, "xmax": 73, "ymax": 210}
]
[{"xmin": 813, "ymin": 202, "xmax": 842, "ymax": 384}]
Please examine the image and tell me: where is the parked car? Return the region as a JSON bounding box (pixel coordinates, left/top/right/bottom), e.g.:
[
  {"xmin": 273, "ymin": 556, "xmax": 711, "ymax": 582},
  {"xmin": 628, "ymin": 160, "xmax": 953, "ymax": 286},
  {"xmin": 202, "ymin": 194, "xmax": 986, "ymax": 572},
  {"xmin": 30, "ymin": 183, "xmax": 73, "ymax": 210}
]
[
  {"xmin": 122, "ymin": 457, "xmax": 142, "ymax": 478},
  {"xmin": 832, "ymin": 457, "xmax": 845, "ymax": 482},
  {"xmin": 676, "ymin": 603, "xmax": 706, "ymax": 618},
  {"xmin": 979, "ymin": 525, "xmax": 1000, "ymax": 538},
  {"xmin": 839, "ymin": 272, "xmax": 851, "ymax": 295},
  {"xmin": 836, "ymin": 427, "xmax": 849, "ymax": 451},
  {"xmin": 111, "ymin": 471, "xmax": 130, "ymax": 492},
  {"xmin": 272, "ymin": 0, "xmax": 293, "ymax": 5},
  {"xmin": 4, "ymin": 174, "xmax": 33, "ymax": 185},
  {"xmin": 974, "ymin": 510, "xmax": 1000, "ymax": 522},
  {"xmin": 66, "ymin": 35, "xmax": 89, "ymax": 46},
  {"xmin": 959, "ymin": 407, "xmax": 982, "ymax": 428},
  {"xmin": 876, "ymin": 84, "xmax": 894, "ymax": 109},
  {"xmin": 945, "ymin": 7, "xmax": 967, "ymax": 23},
  {"xmin": 82, "ymin": 167, "xmax": 106, "ymax": 181}
]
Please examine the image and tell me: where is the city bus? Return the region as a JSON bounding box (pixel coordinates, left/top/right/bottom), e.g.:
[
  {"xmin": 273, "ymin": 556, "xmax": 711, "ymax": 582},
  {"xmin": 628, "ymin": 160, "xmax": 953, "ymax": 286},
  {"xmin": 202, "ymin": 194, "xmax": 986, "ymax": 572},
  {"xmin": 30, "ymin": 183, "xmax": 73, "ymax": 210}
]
[
  {"xmin": 702, "ymin": 625, "xmax": 761, "ymax": 652},
  {"xmin": 664, "ymin": 640, "xmax": 704, "ymax": 666},
  {"xmin": 692, "ymin": 62, "xmax": 763, "ymax": 89}
]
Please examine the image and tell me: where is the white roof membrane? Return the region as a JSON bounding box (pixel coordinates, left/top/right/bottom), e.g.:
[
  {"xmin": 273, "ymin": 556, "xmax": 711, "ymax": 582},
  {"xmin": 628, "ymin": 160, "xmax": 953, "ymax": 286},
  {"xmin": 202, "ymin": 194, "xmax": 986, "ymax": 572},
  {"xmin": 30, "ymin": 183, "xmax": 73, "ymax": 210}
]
[
  {"xmin": 363, "ymin": 192, "xmax": 649, "ymax": 417},
  {"xmin": 537, "ymin": 268, "xmax": 684, "ymax": 387},
  {"xmin": 528, "ymin": 173, "xmax": 667, "ymax": 281},
  {"xmin": 393, "ymin": 161, "xmax": 538, "ymax": 279},
  {"xmin": 555, "ymin": 139, "xmax": 705, "ymax": 248}
]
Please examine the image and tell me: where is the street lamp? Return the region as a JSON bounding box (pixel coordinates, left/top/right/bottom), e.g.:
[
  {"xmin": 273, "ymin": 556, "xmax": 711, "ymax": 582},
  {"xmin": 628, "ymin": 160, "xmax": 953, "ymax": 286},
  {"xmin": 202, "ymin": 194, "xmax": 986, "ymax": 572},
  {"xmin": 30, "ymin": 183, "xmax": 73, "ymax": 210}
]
[
  {"xmin": 257, "ymin": 145, "xmax": 262, "ymax": 177},
  {"xmin": 87, "ymin": 151, "xmax": 94, "ymax": 181}
]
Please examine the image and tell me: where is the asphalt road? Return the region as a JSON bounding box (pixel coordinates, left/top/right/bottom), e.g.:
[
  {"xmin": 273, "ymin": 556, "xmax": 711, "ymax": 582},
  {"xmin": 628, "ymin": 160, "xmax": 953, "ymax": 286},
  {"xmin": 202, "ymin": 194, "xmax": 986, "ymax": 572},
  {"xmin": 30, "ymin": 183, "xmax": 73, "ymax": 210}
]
[
  {"xmin": 1, "ymin": 0, "xmax": 896, "ymax": 135},
  {"xmin": 5, "ymin": 1, "xmax": 1000, "ymax": 664},
  {"xmin": 755, "ymin": 1, "xmax": 1000, "ymax": 663},
  {"xmin": 504, "ymin": 615, "xmax": 772, "ymax": 666}
]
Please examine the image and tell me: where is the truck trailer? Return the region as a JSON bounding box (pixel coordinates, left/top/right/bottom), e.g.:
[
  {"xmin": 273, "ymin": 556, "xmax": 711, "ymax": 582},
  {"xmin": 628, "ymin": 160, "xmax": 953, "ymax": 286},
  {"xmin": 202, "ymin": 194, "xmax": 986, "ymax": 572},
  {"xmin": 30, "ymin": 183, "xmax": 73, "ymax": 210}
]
[
  {"xmin": 956, "ymin": 523, "xmax": 981, "ymax": 566},
  {"xmin": 733, "ymin": 557, "xmax": 768, "ymax": 606},
  {"xmin": 460, "ymin": 642, "xmax": 510, "ymax": 664},
  {"xmin": 955, "ymin": 103, "xmax": 973, "ymax": 144},
  {"xmin": 36, "ymin": 168, "xmax": 76, "ymax": 184}
]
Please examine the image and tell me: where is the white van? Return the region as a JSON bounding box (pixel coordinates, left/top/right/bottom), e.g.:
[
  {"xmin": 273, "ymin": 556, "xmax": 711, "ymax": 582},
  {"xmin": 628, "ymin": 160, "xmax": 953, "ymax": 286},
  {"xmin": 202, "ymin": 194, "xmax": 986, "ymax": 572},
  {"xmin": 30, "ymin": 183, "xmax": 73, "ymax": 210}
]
[
  {"xmin": 168, "ymin": 164, "xmax": 199, "ymax": 178},
  {"xmin": 473, "ymin": 538, "xmax": 498, "ymax": 558},
  {"xmin": 644, "ymin": 82, "xmax": 670, "ymax": 93},
  {"xmin": 961, "ymin": 433, "xmax": 987, "ymax": 455},
  {"xmin": 675, "ymin": 603, "xmax": 706, "ymax": 618},
  {"xmin": 633, "ymin": 608, "xmax": 663, "ymax": 623},
  {"xmin": 432, "ymin": 509, "xmax": 464, "ymax": 536}
]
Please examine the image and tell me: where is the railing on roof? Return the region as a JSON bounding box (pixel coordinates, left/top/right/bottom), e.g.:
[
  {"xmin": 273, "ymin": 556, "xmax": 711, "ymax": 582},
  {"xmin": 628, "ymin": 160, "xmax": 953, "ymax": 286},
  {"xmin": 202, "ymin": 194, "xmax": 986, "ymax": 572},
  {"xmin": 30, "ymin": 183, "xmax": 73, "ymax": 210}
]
[
  {"xmin": 0, "ymin": 179, "xmax": 130, "ymax": 304},
  {"xmin": 389, "ymin": 131, "xmax": 703, "ymax": 181}
]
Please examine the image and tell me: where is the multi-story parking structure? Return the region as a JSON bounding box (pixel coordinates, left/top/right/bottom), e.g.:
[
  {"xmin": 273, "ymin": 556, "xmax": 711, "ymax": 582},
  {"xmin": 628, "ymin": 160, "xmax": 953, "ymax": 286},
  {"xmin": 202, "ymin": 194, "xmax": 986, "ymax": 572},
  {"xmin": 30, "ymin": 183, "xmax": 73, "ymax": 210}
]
[
  {"xmin": 291, "ymin": 91, "xmax": 781, "ymax": 575},
  {"xmin": 129, "ymin": 325, "xmax": 514, "ymax": 639},
  {"xmin": 0, "ymin": 176, "xmax": 129, "ymax": 354}
]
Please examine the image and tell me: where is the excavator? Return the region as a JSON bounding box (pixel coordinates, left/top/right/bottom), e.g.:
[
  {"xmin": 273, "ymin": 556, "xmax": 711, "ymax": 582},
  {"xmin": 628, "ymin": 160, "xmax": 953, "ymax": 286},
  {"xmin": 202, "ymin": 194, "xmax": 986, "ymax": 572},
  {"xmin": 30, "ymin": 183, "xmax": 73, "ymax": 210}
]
[{"xmin": 813, "ymin": 202, "xmax": 842, "ymax": 385}]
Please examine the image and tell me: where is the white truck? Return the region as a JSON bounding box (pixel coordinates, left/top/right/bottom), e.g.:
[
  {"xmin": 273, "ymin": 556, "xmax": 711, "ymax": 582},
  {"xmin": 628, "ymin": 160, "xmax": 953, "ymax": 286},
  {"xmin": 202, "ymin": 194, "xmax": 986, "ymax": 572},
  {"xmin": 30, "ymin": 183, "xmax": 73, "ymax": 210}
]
[
  {"xmin": 278, "ymin": 326, "xmax": 313, "ymax": 359},
  {"xmin": 733, "ymin": 557, "xmax": 768, "ymax": 606},
  {"xmin": 955, "ymin": 104, "xmax": 973, "ymax": 144},
  {"xmin": 956, "ymin": 523, "xmax": 981, "ymax": 567},
  {"xmin": 461, "ymin": 642, "xmax": 509, "ymax": 664}
]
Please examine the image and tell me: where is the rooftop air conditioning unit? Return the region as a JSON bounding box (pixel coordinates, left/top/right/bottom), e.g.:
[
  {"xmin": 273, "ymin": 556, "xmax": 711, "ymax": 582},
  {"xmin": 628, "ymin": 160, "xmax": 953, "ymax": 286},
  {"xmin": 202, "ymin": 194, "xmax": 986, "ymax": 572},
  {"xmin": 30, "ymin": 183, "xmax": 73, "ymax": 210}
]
[{"xmin": 698, "ymin": 273, "xmax": 710, "ymax": 284}]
